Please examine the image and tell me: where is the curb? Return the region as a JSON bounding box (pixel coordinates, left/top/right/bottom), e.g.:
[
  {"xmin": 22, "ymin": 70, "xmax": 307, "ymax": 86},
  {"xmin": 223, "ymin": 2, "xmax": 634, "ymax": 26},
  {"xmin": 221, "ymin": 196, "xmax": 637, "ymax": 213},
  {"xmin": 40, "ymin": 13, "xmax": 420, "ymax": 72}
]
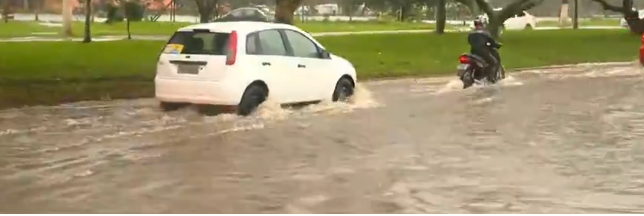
[
  {"xmin": 510, "ymin": 61, "xmax": 635, "ymax": 72},
  {"xmin": 364, "ymin": 61, "xmax": 636, "ymax": 84}
]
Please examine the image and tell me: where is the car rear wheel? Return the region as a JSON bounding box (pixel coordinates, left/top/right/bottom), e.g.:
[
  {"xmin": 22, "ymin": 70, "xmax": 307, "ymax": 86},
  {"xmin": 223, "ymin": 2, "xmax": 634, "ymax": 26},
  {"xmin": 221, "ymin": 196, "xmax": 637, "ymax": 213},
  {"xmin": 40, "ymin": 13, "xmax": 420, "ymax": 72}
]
[
  {"xmin": 159, "ymin": 101, "xmax": 188, "ymax": 111},
  {"xmin": 237, "ymin": 84, "xmax": 268, "ymax": 116},
  {"xmin": 332, "ymin": 77, "xmax": 355, "ymax": 102}
]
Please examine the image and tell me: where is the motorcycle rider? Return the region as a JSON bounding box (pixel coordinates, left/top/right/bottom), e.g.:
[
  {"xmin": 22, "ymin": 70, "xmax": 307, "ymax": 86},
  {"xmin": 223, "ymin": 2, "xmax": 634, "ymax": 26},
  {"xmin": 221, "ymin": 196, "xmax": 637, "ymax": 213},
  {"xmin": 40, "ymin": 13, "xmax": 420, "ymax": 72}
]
[{"xmin": 468, "ymin": 16, "xmax": 502, "ymax": 82}]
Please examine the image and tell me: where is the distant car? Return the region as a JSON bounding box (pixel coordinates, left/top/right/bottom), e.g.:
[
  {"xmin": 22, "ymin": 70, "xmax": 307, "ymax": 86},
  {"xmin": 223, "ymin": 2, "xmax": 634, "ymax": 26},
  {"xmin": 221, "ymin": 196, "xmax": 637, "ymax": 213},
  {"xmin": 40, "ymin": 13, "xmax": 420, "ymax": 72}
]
[
  {"xmin": 216, "ymin": 7, "xmax": 272, "ymax": 22},
  {"xmin": 155, "ymin": 21, "xmax": 358, "ymax": 116},
  {"xmin": 620, "ymin": 9, "xmax": 644, "ymax": 27},
  {"xmin": 478, "ymin": 9, "xmax": 537, "ymax": 30}
]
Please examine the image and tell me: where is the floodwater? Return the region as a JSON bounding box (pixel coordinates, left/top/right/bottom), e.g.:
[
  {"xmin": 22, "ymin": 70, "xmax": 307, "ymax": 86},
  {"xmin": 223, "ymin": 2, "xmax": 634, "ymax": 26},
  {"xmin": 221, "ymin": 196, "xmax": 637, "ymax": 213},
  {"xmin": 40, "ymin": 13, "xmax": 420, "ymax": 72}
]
[{"xmin": 1, "ymin": 63, "xmax": 644, "ymax": 213}]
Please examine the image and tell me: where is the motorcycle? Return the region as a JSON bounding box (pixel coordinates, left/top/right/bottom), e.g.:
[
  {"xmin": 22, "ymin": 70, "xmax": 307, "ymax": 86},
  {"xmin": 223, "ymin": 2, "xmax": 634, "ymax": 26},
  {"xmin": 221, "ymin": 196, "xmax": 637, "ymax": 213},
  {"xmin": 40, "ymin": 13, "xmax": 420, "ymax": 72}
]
[{"xmin": 457, "ymin": 45, "xmax": 506, "ymax": 89}]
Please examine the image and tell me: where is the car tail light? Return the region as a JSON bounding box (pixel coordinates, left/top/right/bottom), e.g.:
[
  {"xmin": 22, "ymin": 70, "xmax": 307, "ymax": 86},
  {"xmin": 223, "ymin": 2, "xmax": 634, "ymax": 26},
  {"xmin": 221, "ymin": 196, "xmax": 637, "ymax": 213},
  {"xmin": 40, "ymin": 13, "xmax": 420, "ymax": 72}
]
[
  {"xmin": 459, "ymin": 55, "xmax": 470, "ymax": 64},
  {"xmin": 226, "ymin": 30, "xmax": 238, "ymax": 66},
  {"xmin": 641, "ymin": 34, "xmax": 644, "ymax": 44}
]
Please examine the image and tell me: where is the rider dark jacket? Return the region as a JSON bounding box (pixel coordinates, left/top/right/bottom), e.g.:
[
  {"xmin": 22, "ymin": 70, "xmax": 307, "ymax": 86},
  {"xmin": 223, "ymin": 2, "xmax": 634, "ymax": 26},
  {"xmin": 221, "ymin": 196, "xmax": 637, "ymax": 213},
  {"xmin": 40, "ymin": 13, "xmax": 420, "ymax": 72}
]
[{"xmin": 467, "ymin": 26, "xmax": 500, "ymax": 79}]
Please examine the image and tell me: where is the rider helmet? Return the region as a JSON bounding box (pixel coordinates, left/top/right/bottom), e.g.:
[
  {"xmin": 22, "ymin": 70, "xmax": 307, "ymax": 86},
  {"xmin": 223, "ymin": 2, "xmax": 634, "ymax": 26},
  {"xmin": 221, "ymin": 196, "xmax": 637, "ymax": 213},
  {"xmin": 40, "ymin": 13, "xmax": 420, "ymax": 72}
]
[{"xmin": 473, "ymin": 15, "xmax": 487, "ymax": 28}]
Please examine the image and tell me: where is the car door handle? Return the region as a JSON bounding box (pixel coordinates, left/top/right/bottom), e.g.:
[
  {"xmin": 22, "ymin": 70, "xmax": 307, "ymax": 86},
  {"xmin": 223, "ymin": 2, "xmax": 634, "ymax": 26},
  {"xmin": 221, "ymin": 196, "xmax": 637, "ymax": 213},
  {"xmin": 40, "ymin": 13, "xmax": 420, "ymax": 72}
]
[
  {"xmin": 297, "ymin": 64, "xmax": 306, "ymax": 68},
  {"xmin": 262, "ymin": 62, "xmax": 271, "ymax": 66}
]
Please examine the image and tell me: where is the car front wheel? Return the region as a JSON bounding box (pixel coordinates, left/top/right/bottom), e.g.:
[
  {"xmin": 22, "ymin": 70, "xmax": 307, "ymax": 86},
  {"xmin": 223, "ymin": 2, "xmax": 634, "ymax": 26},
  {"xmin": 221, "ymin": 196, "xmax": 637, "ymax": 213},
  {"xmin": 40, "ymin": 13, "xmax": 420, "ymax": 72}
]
[{"xmin": 332, "ymin": 77, "xmax": 355, "ymax": 102}]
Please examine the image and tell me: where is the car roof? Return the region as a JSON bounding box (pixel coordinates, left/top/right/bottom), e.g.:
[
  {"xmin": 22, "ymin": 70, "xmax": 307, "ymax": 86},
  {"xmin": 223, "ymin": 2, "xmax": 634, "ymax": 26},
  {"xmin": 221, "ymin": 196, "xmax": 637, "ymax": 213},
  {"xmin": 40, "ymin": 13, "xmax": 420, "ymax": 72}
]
[{"xmin": 177, "ymin": 21, "xmax": 300, "ymax": 34}]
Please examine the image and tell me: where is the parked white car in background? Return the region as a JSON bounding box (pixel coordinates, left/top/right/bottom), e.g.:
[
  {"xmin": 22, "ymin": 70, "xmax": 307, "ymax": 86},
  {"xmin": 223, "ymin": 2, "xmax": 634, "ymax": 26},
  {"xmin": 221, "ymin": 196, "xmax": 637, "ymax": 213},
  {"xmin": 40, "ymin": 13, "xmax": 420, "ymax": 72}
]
[
  {"xmin": 479, "ymin": 9, "xmax": 538, "ymax": 30},
  {"xmin": 154, "ymin": 21, "xmax": 357, "ymax": 116}
]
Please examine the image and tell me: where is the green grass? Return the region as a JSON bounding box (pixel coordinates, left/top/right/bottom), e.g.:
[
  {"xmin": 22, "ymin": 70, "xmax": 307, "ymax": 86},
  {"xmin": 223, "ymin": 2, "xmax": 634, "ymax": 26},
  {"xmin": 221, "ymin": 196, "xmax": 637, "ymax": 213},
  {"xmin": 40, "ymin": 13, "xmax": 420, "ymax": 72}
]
[
  {"xmin": 0, "ymin": 29, "xmax": 638, "ymax": 108},
  {"xmin": 538, "ymin": 18, "xmax": 621, "ymax": 27},
  {"xmin": 0, "ymin": 29, "xmax": 637, "ymax": 81},
  {"xmin": 0, "ymin": 20, "xmax": 436, "ymax": 38}
]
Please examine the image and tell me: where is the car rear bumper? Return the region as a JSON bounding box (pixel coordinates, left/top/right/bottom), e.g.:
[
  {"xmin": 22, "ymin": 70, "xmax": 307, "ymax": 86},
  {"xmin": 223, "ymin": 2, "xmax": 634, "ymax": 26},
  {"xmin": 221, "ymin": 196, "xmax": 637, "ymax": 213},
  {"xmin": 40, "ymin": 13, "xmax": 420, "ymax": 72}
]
[{"xmin": 155, "ymin": 77, "xmax": 243, "ymax": 106}]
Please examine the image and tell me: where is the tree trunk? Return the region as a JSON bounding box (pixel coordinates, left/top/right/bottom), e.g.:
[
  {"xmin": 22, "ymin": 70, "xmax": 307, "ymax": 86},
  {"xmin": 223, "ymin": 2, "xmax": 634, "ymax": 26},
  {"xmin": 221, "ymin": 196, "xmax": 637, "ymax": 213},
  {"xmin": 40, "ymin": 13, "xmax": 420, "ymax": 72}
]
[
  {"xmin": 348, "ymin": 4, "xmax": 353, "ymax": 22},
  {"xmin": 559, "ymin": 0, "xmax": 569, "ymax": 26},
  {"xmin": 572, "ymin": 0, "xmax": 578, "ymax": 29},
  {"xmin": 275, "ymin": 0, "xmax": 300, "ymax": 25},
  {"xmin": 2, "ymin": 0, "xmax": 10, "ymax": 23},
  {"xmin": 473, "ymin": 0, "xmax": 545, "ymax": 38},
  {"xmin": 35, "ymin": 0, "xmax": 40, "ymax": 21},
  {"xmin": 198, "ymin": 9, "xmax": 211, "ymax": 23},
  {"xmin": 436, "ymin": 0, "xmax": 446, "ymax": 34},
  {"xmin": 127, "ymin": 19, "xmax": 131, "ymax": 39},
  {"xmin": 62, "ymin": 0, "xmax": 74, "ymax": 37},
  {"xmin": 487, "ymin": 18, "xmax": 503, "ymax": 38},
  {"xmin": 195, "ymin": 0, "xmax": 216, "ymax": 23},
  {"xmin": 83, "ymin": 0, "xmax": 92, "ymax": 43}
]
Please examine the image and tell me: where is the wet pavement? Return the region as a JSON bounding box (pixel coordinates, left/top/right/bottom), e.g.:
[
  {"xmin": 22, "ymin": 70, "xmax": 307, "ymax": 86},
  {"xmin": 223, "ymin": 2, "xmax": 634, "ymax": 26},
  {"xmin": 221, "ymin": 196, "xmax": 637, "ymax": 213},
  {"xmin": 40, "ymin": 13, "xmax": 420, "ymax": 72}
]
[{"xmin": 1, "ymin": 63, "xmax": 644, "ymax": 213}]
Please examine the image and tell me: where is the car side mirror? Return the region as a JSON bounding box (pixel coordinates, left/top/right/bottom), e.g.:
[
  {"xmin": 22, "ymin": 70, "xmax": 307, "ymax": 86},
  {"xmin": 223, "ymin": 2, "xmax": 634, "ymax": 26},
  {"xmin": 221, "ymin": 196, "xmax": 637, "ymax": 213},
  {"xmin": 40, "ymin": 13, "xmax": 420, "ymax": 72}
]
[{"xmin": 320, "ymin": 50, "xmax": 331, "ymax": 59}]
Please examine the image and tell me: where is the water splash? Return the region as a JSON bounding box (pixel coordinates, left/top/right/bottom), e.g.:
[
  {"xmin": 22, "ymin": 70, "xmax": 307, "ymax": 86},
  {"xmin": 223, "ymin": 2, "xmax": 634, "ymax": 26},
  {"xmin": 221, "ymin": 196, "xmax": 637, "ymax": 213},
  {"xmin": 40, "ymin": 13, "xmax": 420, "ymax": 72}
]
[
  {"xmin": 497, "ymin": 76, "xmax": 524, "ymax": 87},
  {"xmin": 436, "ymin": 79, "xmax": 465, "ymax": 94}
]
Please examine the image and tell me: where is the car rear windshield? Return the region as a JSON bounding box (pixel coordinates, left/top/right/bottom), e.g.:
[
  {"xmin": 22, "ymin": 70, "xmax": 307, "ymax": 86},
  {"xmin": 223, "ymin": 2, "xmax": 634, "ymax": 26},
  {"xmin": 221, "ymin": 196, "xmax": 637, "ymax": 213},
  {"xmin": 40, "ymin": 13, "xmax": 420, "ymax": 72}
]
[{"xmin": 165, "ymin": 31, "xmax": 231, "ymax": 55}]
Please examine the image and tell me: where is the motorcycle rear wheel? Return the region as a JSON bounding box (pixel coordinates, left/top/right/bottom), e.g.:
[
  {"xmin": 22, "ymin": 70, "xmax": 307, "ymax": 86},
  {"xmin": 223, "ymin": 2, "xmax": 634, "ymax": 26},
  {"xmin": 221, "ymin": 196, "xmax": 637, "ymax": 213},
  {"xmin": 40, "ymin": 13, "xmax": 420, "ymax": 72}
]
[{"xmin": 461, "ymin": 70, "xmax": 475, "ymax": 89}]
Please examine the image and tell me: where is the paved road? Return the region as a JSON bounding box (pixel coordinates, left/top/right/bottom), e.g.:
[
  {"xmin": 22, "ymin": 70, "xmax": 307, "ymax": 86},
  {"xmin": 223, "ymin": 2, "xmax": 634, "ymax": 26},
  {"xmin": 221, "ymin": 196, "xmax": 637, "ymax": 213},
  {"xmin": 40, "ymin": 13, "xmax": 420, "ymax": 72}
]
[{"xmin": 1, "ymin": 62, "xmax": 644, "ymax": 213}]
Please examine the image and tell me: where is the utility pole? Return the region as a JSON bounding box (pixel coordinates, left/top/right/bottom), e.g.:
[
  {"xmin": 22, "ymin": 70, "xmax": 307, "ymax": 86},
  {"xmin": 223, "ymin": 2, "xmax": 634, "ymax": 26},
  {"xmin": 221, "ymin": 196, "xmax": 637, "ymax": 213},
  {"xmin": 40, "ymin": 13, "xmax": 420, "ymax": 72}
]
[{"xmin": 572, "ymin": 0, "xmax": 579, "ymax": 29}]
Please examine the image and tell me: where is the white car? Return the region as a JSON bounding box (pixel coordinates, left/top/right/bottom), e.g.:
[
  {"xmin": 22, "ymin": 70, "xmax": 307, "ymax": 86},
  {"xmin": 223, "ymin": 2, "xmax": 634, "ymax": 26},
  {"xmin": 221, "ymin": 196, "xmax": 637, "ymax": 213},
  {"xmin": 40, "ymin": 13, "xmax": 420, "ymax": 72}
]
[
  {"xmin": 478, "ymin": 10, "xmax": 537, "ymax": 30},
  {"xmin": 154, "ymin": 21, "xmax": 358, "ymax": 116}
]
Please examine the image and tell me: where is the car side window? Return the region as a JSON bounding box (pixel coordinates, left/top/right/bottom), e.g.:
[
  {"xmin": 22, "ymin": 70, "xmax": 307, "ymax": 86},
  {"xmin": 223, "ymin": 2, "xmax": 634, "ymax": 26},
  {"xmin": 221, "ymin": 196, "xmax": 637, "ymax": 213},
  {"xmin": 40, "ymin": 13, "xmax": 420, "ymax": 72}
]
[
  {"xmin": 257, "ymin": 30, "xmax": 287, "ymax": 56},
  {"xmin": 517, "ymin": 12, "xmax": 525, "ymax": 17},
  {"xmin": 246, "ymin": 33, "xmax": 260, "ymax": 55},
  {"xmin": 283, "ymin": 30, "xmax": 320, "ymax": 59}
]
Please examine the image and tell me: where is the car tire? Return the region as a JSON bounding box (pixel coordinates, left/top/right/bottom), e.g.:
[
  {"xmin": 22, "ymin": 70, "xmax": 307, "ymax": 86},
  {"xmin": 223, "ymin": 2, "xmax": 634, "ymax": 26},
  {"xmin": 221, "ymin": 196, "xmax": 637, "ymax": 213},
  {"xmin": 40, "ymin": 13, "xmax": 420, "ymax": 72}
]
[
  {"xmin": 159, "ymin": 101, "xmax": 187, "ymax": 111},
  {"xmin": 525, "ymin": 24, "xmax": 533, "ymax": 30},
  {"xmin": 332, "ymin": 77, "xmax": 355, "ymax": 102},
  {"xmin": 237, "ymin": 84, "xmax": 268, "ymax": 116}
]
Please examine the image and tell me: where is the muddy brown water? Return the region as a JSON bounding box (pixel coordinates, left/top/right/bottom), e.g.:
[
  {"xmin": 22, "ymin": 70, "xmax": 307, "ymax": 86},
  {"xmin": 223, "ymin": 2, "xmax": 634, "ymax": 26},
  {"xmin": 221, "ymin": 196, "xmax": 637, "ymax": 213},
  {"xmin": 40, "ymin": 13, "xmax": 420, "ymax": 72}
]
[{"xmin": 1, "ymin": 63, "xmax": 644, "ymax": 213}]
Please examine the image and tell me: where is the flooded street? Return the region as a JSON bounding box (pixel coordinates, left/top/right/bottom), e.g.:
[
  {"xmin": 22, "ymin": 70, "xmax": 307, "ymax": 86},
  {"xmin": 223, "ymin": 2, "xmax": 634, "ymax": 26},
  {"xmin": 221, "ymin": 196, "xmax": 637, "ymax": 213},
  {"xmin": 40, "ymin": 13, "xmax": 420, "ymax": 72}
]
[{"xmin": 2, "ymin": 63, "xmax": 644, "ymax": 213}]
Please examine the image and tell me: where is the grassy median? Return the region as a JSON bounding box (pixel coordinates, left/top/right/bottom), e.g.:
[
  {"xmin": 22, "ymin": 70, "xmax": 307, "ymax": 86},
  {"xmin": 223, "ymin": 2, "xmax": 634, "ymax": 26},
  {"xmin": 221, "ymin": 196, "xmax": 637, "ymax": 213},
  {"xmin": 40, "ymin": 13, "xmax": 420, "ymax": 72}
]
[
  {"xmin": 0, "ymin": 29, "xmax": 638, "ymax": 108},
  {"xmin": 0, "ymin": 20, "xmax": 436, "ymax": 38}
]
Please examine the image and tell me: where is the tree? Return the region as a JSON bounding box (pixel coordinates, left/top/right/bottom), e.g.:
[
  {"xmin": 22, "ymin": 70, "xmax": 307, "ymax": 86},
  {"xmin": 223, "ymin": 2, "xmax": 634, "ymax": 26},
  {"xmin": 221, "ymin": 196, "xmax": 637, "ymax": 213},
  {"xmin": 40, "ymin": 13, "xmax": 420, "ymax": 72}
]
[
  {"xmin": 590, "ymin": 0, "xmax": 643, "ymax": 34},
  {"xmin": 473, "ymin": 0, "xmax": 544, "ymax": 38},
  {"xmin": 62, "ymin": 0, "xmax": 74, "ymax": 37},
  {"xmin": 83, "ymin": 0, "xmax": 92, "ymax": 43},
  {"xmin": 195, "ymin": 0, "xmax": 218, "ymax": 23},
  {"xmin": 436, "ymin": 0, "xmax": 446, "ymax": 34},
  {"xmin": 275, "ymin": 0, "xmax": 303, "ymax": 25},
  {"xmin": 122, "ymin": 0, "xmax": 144, "ymax": 39},
  {"xmin": 559, "ymin": 0, "xmax": 569, "ymax": 26},
  {"xmin": 1, "ymin": 0, "xmax": 10, "ymax": 23},
  {"xmin": 340, "ymin": 0, "xmax": 363, "ymax": 21}
]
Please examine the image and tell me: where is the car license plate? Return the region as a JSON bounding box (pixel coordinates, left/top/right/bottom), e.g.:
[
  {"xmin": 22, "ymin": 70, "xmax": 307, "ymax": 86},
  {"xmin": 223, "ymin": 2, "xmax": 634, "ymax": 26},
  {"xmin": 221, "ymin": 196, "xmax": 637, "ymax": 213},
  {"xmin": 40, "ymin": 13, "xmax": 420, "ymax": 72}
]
[
  {"xmin": 177, "ymin": 64, "xmax": 200, "ymax": 74},
  {"xmin": 457, "ymin": 64, "xmax": 469, "ymax": 70}
]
